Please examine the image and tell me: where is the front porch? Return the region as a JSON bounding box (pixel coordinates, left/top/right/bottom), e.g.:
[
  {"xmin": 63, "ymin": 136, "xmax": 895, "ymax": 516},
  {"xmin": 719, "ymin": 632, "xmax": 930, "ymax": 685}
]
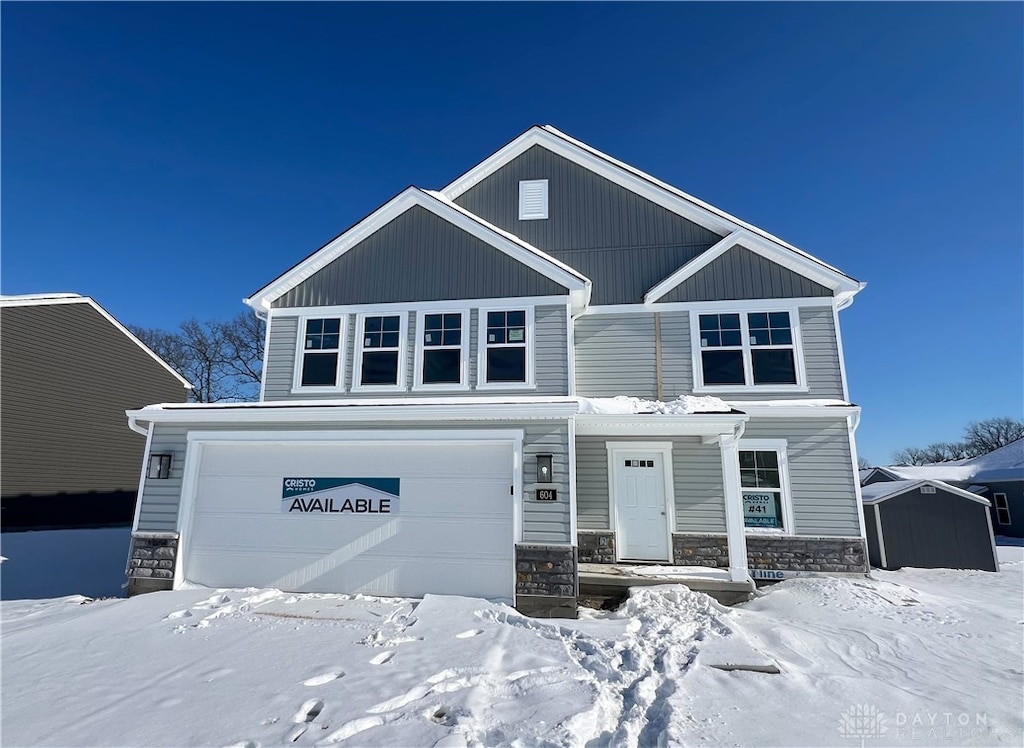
[{"xmin": 578, "ymin": 562, "xmax": 755, "ymax": 606}]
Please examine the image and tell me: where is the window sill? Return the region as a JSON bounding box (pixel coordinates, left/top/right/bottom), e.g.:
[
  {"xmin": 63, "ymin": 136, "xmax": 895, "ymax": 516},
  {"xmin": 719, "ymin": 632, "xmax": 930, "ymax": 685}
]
[
  {"xmin": 743, "ymin": 528, "xmax": 792, "ymax": 536},
  {"xmin": 474, "ymin": 382, "xmax": 538, "ymax": 392},
  {"xmin": 694, "ymin": 385, "xmax": 808, "ymax": 395},
  {"xmin": 411, "ymin": 383, "xmax": 472, "ymax": 393},
  {"xmin": 350, "ymin": 384, "xmax": 408, "ymax": 394},
  {"xmin": 290, "ymin": 386, "xmax": 346, "ymax": 395}
]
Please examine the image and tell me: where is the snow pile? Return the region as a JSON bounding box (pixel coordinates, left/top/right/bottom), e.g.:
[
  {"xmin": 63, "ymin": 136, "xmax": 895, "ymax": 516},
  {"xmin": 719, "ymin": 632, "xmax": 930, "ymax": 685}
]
[
  {"xmin": 2, "ymin": 547, "xmax": 1022, "ymax": 747},
  {"xmin": 578, "ymin": 394, "xmax": 732, "ymax": 415}
]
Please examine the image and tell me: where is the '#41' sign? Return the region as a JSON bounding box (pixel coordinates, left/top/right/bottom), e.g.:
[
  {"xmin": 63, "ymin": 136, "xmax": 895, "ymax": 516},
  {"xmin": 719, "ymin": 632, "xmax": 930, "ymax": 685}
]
[{"xmin": 281, "ymin": 478, "xmax": 400, "ymax": 515}]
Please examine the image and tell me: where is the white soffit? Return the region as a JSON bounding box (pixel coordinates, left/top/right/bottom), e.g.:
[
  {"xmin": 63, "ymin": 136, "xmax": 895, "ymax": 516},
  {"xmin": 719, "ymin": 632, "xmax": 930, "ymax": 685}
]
[{"xmin": 244, "ymin": 188, "xmax": 589, "ymax": 313}]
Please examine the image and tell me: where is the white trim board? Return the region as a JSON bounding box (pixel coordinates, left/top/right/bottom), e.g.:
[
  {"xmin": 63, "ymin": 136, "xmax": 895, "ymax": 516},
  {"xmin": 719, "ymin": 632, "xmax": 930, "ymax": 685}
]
[
  {"xmin": 244, "ymin": 188, "xmax": 590, "ymax": 313},
  {"xmin": 441, "ymin": 126, "xmax": 863, "ymax": 305},
  {"xmin": 860, "ymin": 479, "xmax": 993, "ymax": 507}
]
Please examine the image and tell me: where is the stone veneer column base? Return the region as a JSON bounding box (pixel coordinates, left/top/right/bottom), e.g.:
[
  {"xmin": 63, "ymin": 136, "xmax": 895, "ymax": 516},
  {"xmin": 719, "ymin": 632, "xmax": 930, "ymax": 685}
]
[
  {"xmin": 126, "ymin": 532, "xmax": 178, "ymax": 596},
  {"xmin": 577, "ymin": 530, "xmax": 616, "ymax": 563},
  {"xmin": 672, "ymin": 533, "xmax": 869, "ymax": 575},
  {"xmin": 515, "ymin": 544, "xmax": 578, "ymax": 618}
]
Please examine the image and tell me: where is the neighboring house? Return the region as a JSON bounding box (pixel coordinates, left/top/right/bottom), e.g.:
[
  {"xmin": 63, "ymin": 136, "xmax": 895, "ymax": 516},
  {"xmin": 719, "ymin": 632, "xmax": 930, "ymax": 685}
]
[
  {"xmin": 862, "ymin": 437, "xmax": 1024, "ymax": 538},
  {"xmin": 861, "ymin": 479, "xmax": 998, "ymax": 572},
  {"xmin": 1, "ymin": 294, "xmax": 191, "ymax": 529},
  {"xmin": 124, "ymin": 126, "xmax": 869, "ymax": 616}
]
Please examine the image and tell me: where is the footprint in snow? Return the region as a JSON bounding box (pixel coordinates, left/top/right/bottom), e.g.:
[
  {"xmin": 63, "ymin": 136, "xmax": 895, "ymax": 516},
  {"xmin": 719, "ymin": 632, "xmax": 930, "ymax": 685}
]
[
  {"xmin": 455, "ymin": 629, "xmax": 483, "ymax": 639},
  {"xmin": 166, "ymin": 609, "xmax": 193, "ymax": 620},
  {"xmin": 303, "ymin": 670, "xmax": 344, "ymax": 686},
  {"xmin": 293, "ymin": 698, "xmax": 324, "ymax": 723},
  {"xmin": 370, "ymin": 651, "xmax": 394, "ymax": 665}
]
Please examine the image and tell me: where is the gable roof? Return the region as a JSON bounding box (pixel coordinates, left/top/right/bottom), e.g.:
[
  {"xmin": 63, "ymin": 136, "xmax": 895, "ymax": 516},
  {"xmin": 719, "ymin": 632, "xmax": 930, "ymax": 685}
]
[
  {"xmin": 0, "ymin": 294, "xmax": 192, "ymax": 389},
  {"xmin": 244, "ymin": 187, "xmax": 591, "ymax": 313},
  {"xmin": 442, "ymin": 125, "xmax": 864, "ymax": 308},
  {"xmin": 860, "ymin": 478, "xmax": 992, "ymax": 507}
]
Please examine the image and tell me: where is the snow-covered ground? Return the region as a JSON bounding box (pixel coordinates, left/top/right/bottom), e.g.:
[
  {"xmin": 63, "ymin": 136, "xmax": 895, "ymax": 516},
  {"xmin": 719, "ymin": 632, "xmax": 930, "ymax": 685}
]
[{"xmin": 2, "ymin": 548, "xmax": 1021, "ymax": 747}]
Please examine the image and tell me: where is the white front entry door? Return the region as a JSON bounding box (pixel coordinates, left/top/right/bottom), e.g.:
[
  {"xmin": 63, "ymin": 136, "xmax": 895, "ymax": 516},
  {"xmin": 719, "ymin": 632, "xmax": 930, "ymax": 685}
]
[{"xmin": 613, "ymin": 449, "xmax": 671, "ymax": 561}]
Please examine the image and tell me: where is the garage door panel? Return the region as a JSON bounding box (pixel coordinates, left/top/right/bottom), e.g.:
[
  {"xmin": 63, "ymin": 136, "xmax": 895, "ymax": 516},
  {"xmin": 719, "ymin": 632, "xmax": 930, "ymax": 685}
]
[{"xmin": 184, "ymin": 438, "xmax": 516, "ymax": 599}]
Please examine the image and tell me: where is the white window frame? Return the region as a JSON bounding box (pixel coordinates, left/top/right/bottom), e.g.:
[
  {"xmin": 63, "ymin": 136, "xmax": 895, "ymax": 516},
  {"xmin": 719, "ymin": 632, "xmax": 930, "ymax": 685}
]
[
  {"xmin": 413, "ymin": 308, "xmax": 470, "ymax": 391},
  {"xmin": 690, "ymin": 302, "xmax": 808, "ymax": 393},
  {"xmin": 476, "ymin": 304, "xmax": 536, "ymax": 391},
  {"xmin": 352, "ymin": 310, "xmax": 408, "ymax": 392},
  {"xmin": 518, "ymin": 179, "xmax": 549, "ymax": 220},
  {"xmin": 994, "ymin": 493, "xmax": 1011, "ymax": 525},
  {"xmin": 291, "ymin": 314, "xmax": 346, "ymax": 393},
  {"xmin": 737, "ymin": 438, "xmax": 796, "ymax": 535}
]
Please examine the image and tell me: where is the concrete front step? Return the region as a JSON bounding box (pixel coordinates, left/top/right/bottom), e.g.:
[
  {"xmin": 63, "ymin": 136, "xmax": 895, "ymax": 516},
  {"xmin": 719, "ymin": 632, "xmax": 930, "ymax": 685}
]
[{"xmin": 578, "ymin": 562, "xmax": 755, "ymax": 606}]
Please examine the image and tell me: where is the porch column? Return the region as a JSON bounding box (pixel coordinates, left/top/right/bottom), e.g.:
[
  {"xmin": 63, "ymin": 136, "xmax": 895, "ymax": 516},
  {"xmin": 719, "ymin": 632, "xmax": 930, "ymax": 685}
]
[{"xmin": 719, "ymin": 434, "xmax": 749, "ymax": 582}]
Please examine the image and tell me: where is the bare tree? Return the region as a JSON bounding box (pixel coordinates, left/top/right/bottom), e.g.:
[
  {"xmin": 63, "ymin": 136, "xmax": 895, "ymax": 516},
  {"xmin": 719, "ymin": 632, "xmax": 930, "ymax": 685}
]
[
  {"xmin": 891, "ymin": 417, "xmax": 1024, "ymax": 465},
  {"xmin": 857, "ymin": 456, "xmax": 871, "ymax": 470},
  {"xmin": 963, "ymin": 417, "xmax": 1024, "ymax": 456},
  {"xmin": 130, "ymin": 313, "xmax": 263, "ymax": 403}
]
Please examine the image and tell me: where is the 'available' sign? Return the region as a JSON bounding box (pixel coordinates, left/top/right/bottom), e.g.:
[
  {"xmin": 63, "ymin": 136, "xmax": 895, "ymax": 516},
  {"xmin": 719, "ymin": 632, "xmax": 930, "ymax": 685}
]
[{"xmin": 281, "ymin": 478, "xmax": 400, "ymax": 515}]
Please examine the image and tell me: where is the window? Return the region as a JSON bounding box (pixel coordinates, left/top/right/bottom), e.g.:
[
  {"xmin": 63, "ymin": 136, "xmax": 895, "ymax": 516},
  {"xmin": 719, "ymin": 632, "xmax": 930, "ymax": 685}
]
[
  {"xmin": 297, "ymin": 317, "xmax": 343, "ymax": 388},
  {"xmin": 518, "ymin": 179, "xmax": 549, "ymax": 220},
  {"xmin": 994, "ymin": 493, "xmax": 1011, "ymax": 525},
  {"xmin": 695, "ymin": 310, "xmax": 802, "ymax": 389},
  {"xmin": 482, "ymin": 309, "xmax": 530, "ymax": 385},
  {"xmin": 738, "ymin": 441, "xmax": 793, "ymax": 532},
  {"xmin": 414, "ymin": 311, "xmax": 467, "ymax": 388},
  {"xmin": 353, "ymin": 313, "xmax": 406, "ymax": 389}
]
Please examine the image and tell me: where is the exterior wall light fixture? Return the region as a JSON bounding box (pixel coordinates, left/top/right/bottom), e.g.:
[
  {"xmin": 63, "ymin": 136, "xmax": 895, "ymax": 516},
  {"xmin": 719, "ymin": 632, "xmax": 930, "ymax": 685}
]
[
  {"xmin": 148, "ymin": 453, "xmax": 173, "ymax": 480},
  {"xmin": 537, "ymin": 454, "xmax": 553, "ymax": 484}
]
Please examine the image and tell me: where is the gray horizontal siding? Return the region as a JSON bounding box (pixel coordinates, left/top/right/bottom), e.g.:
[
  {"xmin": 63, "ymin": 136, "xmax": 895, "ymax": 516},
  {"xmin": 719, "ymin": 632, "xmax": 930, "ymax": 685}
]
[
  {"xmin": 742, "ymin": 417, "xmax": 860, "ymax": 536},
  {"xmin": 574, "ymin": 313, "xmax": 657, "ymax": 398},
  {"xmin": 579, "ymin": 305, "xmax": 845, "ymax": 402},
  {"xmin": 453, "ymin": 144, "xmax": 723, "ymax": 304},
  {"xmin": 274, "ymin": 205, "xmax": 567, "ymax": 308},
  {"xmin": 657, "ymin": 246, "xmax": 832, "ymax": 302},
  {"xmin": 575, "ymin": 436, "xmax": 727, "ymax": 534},
  {"xmin": 1, "ymin": 302, "xmax": 187, "ymax": 500},
  {"xmin": 263, "ymin": 304, "xmax": 568, "ymax": 400},
  {"xmin": 135, "ymin": 421, "xmax": 570, "ymax": 544}
]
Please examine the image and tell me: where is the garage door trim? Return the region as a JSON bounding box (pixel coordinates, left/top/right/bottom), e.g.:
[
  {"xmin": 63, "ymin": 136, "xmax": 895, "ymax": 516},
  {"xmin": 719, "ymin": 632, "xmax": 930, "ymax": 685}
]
[{"xmin": 174, "ymin": 428, "xmax": 525, "ymax": 591}]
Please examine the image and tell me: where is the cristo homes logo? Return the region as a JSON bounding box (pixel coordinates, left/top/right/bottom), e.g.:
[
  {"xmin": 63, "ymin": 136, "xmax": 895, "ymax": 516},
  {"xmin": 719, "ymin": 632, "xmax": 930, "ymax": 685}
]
[{"xmin": 281, "ymin": 477, "xmax": 400, "ymax": 515}]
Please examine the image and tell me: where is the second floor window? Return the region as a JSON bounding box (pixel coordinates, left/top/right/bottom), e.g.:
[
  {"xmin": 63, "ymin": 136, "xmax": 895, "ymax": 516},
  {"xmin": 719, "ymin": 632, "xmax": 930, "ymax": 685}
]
[
  {"xmin": 698, "ymin": 311, "xmax": 797, "ymax": 387},
  {"xmin": 300, "ymin": 317, "xmax": 342, "ymax": 387},
  {"xmin": 356, "ymin": 314, "xmax": 404, "ymax": 387},
  {"xmin": 420, "ymin": 312, "xmax": 463, "ymax": 386},
  {"xmin": 485, "ymin": 310, "xmax": 527, "ymax": 383}
]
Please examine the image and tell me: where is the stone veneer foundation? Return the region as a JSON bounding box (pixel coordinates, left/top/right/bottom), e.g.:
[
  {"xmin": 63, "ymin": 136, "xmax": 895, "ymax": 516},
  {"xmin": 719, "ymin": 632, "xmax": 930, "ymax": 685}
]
[
  {"xmin": 126, "ymin": 532, "xmax": 178, "ymax": 596},
  {"xmin": 577, "ymin": 530, "xmax": 616, "ymax": 563},
  {"xmin": 673, "ymin": 533, "xmax": 869, "ymax": 574},
  {"xmin": 515, "ymin": 544, "xmax": 578, "ymax": 618}
]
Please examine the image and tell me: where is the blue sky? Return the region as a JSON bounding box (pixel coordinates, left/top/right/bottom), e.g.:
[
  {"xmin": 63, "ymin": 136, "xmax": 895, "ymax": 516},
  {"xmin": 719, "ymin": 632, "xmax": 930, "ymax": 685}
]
[{"xmin": 2, "ymin": 2, "xmax": 1021, "ymax": 463}]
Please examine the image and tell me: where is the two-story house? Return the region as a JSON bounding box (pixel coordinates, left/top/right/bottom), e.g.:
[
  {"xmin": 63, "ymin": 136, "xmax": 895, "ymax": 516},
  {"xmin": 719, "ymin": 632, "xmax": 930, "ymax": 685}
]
[{"xmin": 124, "ymin": 126, "xmax": 868, "ymax": 616}]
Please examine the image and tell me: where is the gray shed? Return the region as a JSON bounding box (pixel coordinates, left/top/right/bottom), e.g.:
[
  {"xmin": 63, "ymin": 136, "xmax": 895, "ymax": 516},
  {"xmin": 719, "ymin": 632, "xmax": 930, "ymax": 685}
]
[{"xmin": 861, "ymin": 480, "xmax": 998, "ymax": 572}]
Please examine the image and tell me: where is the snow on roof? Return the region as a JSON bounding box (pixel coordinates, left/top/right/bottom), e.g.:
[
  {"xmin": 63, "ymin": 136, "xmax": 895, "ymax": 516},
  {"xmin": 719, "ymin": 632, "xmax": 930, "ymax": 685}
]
[
  {"xmin": 860, "ymin": 479, "xmax": 991, "ymax": 506},
  {"xmin": 881, "ymin": 440, "xmax": 1024, "ymax": 485},
  {"xmin": 881, "ymin": 464, "xmax": 978, "ymax": 483},
  {"xmin": 578, "ymin": 395, "xmax": 733, "ymax": 415}
]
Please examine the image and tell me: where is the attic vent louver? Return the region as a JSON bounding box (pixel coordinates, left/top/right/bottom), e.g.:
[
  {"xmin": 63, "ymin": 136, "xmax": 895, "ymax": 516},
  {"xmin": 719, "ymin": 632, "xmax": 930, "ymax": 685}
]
[{"xmin": 518, "ymin": 179, "xmax": 549, "ymax": 220}]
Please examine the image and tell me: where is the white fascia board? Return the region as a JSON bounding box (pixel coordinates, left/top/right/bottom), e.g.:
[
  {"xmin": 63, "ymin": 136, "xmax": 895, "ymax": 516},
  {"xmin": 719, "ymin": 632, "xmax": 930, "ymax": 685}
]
[
  {"xmin": 126, "ymin": 399, "xmax": 580, "ymax": 428},
  {"xmin": 441, "ymin": 126, "xmax": 861, "ymax": 296},
  {"xmin": 5, "ymin": 294, "xmax": 193, "ymax": 389},
  {"xmin": 580, "ymin": 296, "xmax": 836, "ymax": 316},
  {"xmin": 862, "ymin": 480, "xmax": 993, "ymax": 507},
  {"xmin": 574, "ymin": 413, "xmax": 747, "ymax": 437},
  {"xmin": 646, "ymin": 229, "xmax": 861, "ymax": 302},
  {"xmin": 244, "ymin": 187, "xmax": 587, "ymax": 312},
  {"xmin": 727, "ymin": 403, "xmax": 860, "ymax": 419}
]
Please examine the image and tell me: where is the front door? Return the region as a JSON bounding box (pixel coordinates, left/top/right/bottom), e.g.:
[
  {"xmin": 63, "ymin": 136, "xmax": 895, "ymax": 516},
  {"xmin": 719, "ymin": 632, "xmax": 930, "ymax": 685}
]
[{"xmin": 613, "ymin": 450, "xmax": 671, "ymax": 561}]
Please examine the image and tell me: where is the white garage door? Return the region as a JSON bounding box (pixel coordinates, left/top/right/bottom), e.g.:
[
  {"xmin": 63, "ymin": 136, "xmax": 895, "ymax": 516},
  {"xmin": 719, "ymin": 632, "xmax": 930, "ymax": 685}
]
[{"xmin": 183, "ymin": 437, "xmax": 516, "ymax": 599}]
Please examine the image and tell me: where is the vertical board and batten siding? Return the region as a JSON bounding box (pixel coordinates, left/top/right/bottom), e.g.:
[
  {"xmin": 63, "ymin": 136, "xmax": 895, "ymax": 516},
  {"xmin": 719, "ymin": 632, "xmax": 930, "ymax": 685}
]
[
  {"xmin": 272, "ymin": 206, "xmax": 566, "ymax": 308},
  {"xmin": 453, "ymin": 145, "xmax": 724, "ymax": 305},
  {"xmin": 263, "ymin": 305, "xmax": 568, "ymax": 399},
  {"xmin": 135, "ymin": 421, "xmax": 571, "ymax": 544},
  {"xmin": 742, "ymin": 418, "xmax": 860, "ymax": 536},
  {"xmin": 0, "ymin": 302, "xmax": 188, "ymax": 498},
  {"xmin": 576, "ymin": 306, "xmax": 845, "ymax": 401},
  {"xmin": 573, "ymin": 313, "xmax": 657, "ymax": 398},
  {"xmin": 656, "ymin": 246, "xmax": 832, "ymax": 302},
  {"xmin": 575, "ymin": 436, "xmax": 727, "ymax": 533}
]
